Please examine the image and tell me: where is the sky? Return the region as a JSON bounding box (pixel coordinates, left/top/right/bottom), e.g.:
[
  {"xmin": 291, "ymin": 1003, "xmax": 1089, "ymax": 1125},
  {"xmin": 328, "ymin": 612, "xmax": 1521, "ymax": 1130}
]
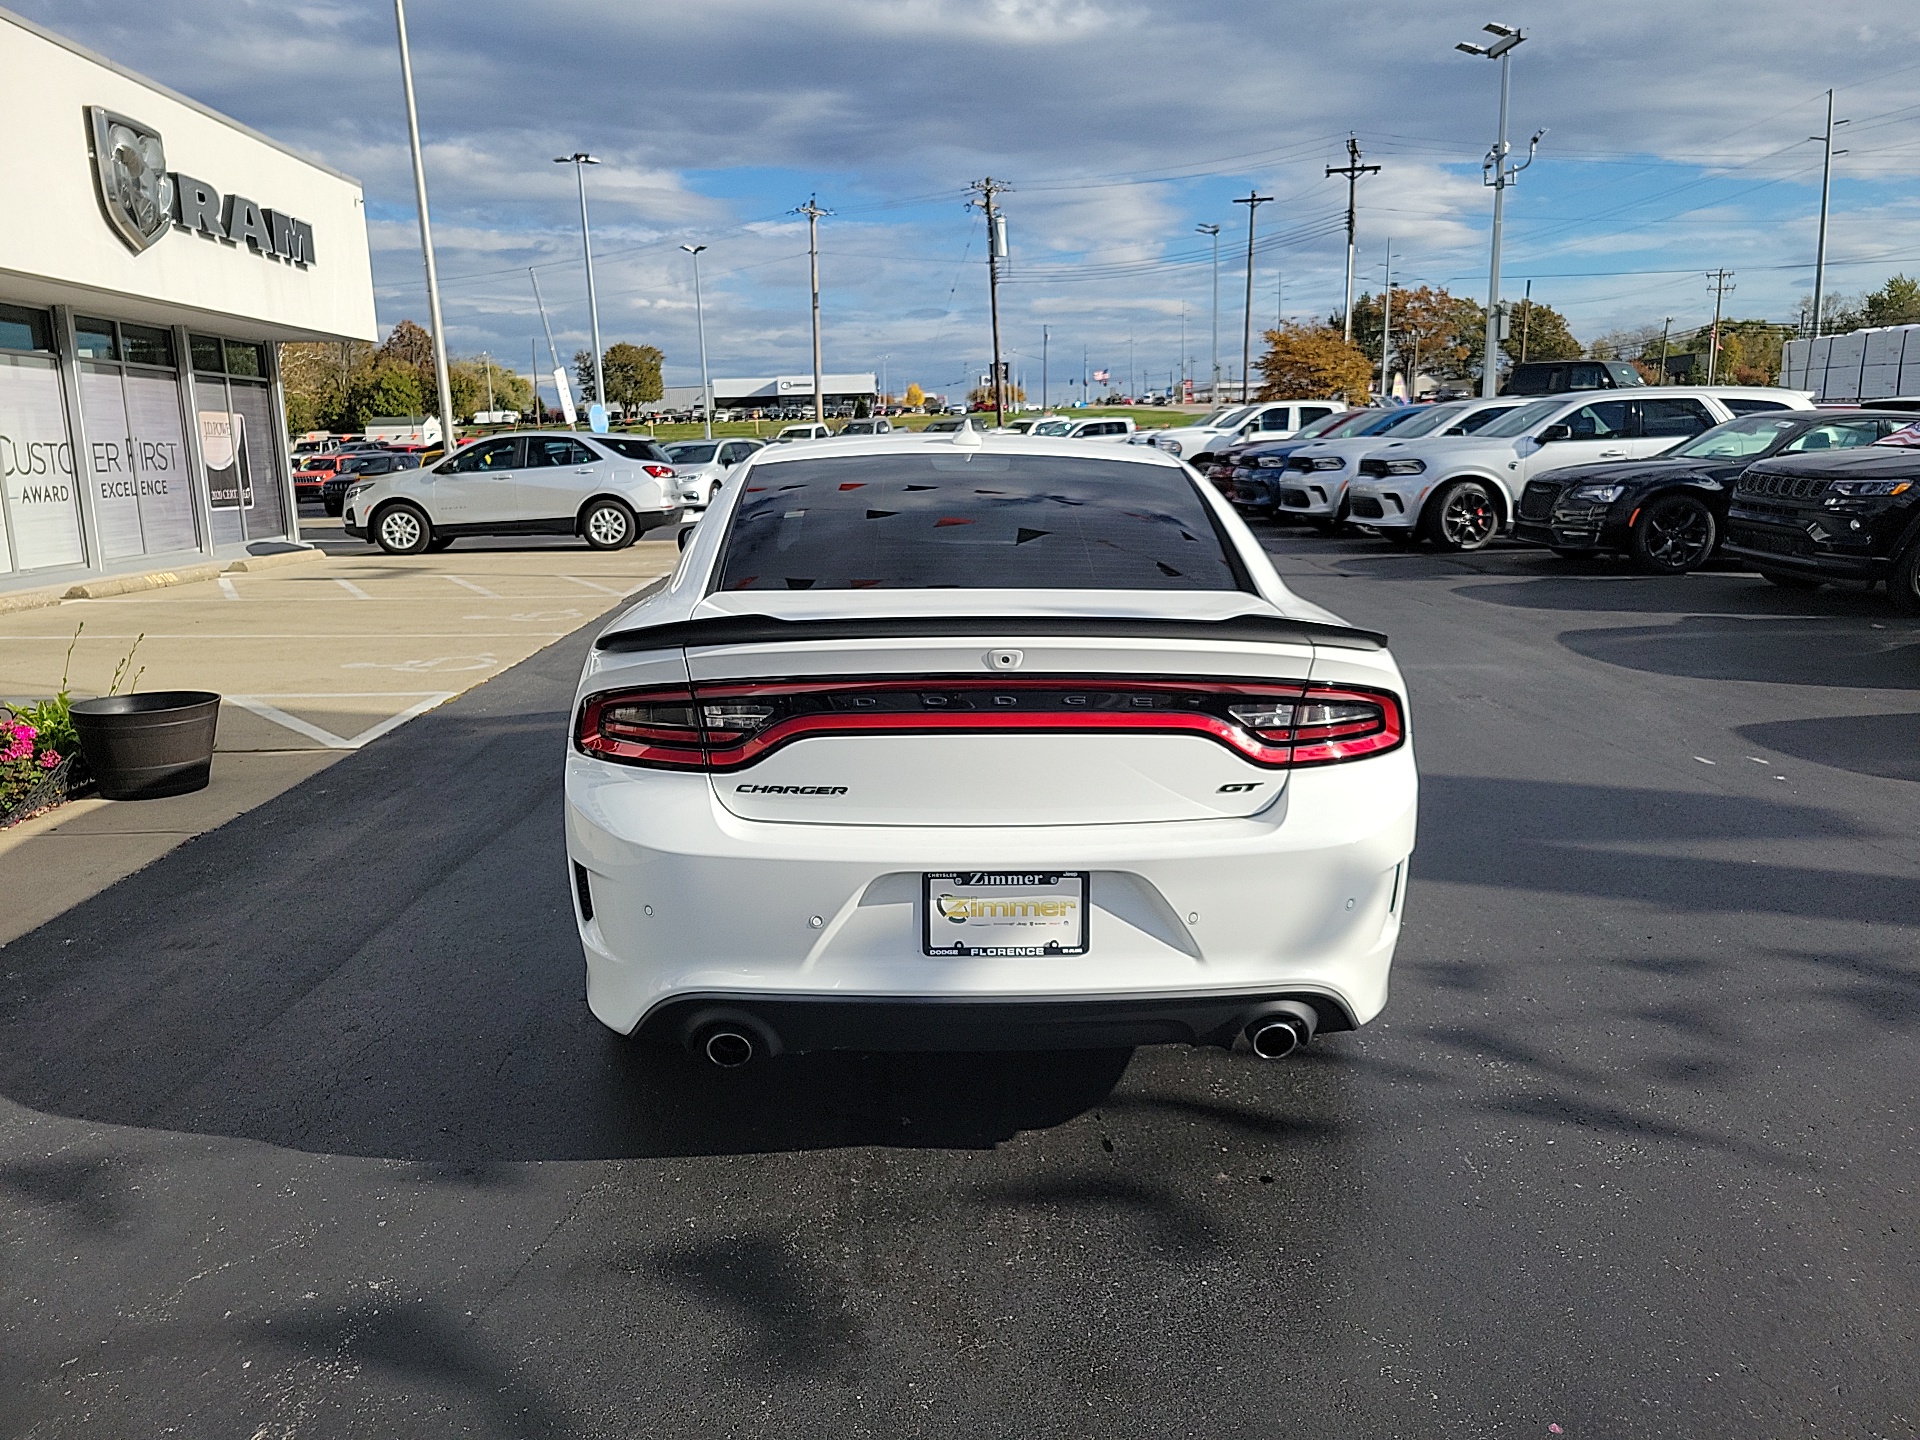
[{"xmin": 23, "ymin": 0, "xmax": 1920, "ymax": 402}]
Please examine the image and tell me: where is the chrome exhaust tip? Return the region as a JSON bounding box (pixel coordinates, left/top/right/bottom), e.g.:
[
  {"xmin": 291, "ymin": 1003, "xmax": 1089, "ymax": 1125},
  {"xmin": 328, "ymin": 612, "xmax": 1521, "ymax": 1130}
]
[
  {"xmin": 702, "ymin": 1029, "xmax": 756, "ymax": 1068},
  {"xmin": 1246, "ymin": 1002, "xmax": 1319, "ymax": 1060}
]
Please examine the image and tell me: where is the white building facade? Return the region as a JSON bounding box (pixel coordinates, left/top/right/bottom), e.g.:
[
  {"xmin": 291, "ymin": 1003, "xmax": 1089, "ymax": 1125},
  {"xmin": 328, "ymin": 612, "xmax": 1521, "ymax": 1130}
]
[{"xmin": 0, "ymin": 8, "xmax": 375, "ymax": 592}]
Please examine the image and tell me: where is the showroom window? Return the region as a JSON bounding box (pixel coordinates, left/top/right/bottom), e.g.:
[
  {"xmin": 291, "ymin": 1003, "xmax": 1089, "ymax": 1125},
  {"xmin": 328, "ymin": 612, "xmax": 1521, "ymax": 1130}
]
[
  {"xmin": 75, "ymin": 317, "xmax": 199, "ymax": 561},
  {"xmin": 0, "ymin": 302, "xmax": 85, "ymax": 575},
  {"xmin": 191, "ymin": 333, "xmax": 288, "ymax": 544}
]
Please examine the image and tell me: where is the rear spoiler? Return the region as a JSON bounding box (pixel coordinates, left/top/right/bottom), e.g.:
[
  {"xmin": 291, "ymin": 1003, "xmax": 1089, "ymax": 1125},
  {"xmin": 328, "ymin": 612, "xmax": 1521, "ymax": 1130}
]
[{"xmin": 596, "ymin": 612, "xmax": 1387, "ymax": 654}]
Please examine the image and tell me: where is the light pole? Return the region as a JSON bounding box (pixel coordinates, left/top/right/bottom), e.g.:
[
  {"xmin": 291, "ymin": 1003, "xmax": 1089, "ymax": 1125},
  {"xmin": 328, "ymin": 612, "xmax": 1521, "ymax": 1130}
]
[
  {"xmin": 1195, "ymin": 223, "xmax": 1220, "ymax": 402},
  {"xmin": 1041, "ymin": 326, "xmax": 1048, "ymax": 412},
  {"xmin": 680, "ymin": 243, "xmax": 712, "ymax": 439},
  {"xmin": 392, "ymin": 0, "xmax": 455, "ymax": 453},
  {"xmin": 1456, "ymin": 23, "xmax": 1543, "ymax": 397},
  {"xmin": 555, "ymin": 153, "xmax": 604, "ymax": 421}
]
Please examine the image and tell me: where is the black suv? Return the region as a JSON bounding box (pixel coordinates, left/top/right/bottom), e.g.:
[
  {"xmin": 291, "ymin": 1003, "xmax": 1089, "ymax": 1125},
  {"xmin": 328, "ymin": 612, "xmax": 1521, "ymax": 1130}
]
[
  {"xmin": 1501, "ymin": 360, "xmax": 1645, "ymax": 396},
  {"xmin": 1724, "ymin": 427, "xmax": 1920, "ymax": 610},
  {"xmin": 319, "ymin": 451, "xmax": 421, "ymax": 516},
  {"xmin": 1514, "ymin": 410, "xmax": 1918, "ymax": 574}
]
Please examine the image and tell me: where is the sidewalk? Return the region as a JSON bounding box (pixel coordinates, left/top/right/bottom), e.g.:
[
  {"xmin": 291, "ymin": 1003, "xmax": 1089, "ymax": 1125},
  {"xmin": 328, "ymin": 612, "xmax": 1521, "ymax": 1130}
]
[{"xmin": 0, "ymin": 525, "xmax": 677, "ymax": 944}]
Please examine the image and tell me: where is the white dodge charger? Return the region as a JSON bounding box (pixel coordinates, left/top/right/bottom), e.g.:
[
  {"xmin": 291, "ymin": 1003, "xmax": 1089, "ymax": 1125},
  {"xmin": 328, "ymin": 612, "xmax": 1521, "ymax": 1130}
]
[{"xmin": 564, "ymin": 427, "xmax": 1417, "ymax": 1066}]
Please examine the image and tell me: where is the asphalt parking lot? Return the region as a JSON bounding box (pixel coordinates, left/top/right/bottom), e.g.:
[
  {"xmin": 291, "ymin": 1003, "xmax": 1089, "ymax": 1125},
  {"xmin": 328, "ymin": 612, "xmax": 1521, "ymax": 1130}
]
[{"xmin": 1, "ymin": 525, "xmax": 1916, "ymax": 1437}]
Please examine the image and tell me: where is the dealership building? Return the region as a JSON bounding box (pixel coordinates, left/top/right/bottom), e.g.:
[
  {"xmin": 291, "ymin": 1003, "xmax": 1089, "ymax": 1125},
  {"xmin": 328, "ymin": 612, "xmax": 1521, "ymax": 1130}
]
[
  {"xmin": 0, "ymin": 8, "xmax": 375, "ymax": 593},
  {"xmin": 641, "ymin": 373, "xmax": 880, "ymax": 414}
]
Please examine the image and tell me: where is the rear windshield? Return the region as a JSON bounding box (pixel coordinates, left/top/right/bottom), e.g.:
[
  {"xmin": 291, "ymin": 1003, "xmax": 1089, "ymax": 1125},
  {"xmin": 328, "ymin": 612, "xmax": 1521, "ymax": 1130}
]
[
  {"xmin": 598, "ymin": 436, "xmax": 669, "ymax": 462},
  {"xmin": 713, "ymin": 453, "xmax": 1247, "ymax": 592},
  {"xmin": 665, "ymin": 442, "xmax": 718, "ymax": 464}
]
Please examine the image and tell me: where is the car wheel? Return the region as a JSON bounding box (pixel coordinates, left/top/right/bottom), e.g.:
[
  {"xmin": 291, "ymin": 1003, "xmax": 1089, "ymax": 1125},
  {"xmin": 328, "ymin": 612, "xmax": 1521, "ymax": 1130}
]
[
  {"xmin": 1424, "ymin": 480, "xmax": 1500, "ymax": 551},
  {"xmin": 582, "ymin": 498, "xmax": 637, "ymax": 550},
  {"xmin": 425, "ymin": 537, "xmax": 455, "ymax": 553},
  {"xmin": 1887, "ymin": 541, "xmax": 1920, "ymax": 615},
  {"xmin": 1759, "ymin": 569, "xmax": 1821, "ymax": 592},
  {"xmin": 373, "ymin": 502, "xmax": 431, "ymax": 555},
  {"xmin": 1630, "ymin": 493, "xmax": 1717, "ymax": 574}
]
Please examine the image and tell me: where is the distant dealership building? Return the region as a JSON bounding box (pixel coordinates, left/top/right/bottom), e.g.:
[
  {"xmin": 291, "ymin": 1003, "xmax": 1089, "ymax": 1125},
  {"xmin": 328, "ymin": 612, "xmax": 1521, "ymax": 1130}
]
[
  {"xmin": 0, "ymin": 8, "xmax": 375, "ymax": 593},
  {"xmin": 1781, "ymin": 326, "xmax": 1920, "ymax": 403},
  {"xmin": 638, "ymin": 373, "xmax": 879, "ymax": 414}
]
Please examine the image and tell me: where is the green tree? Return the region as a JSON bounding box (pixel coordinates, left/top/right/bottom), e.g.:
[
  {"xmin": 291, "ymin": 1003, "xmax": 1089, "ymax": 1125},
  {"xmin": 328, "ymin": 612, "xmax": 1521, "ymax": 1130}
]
[
  {"xmin": 1257, "ymin": 323, "xmax": 1374, "ymax": 401},
  {"xmin": 1863, "ymin": 273, "xmax": 1920, "ymax": 327},
  {"xmin": 379, "ymin": 319, "xmax": 436, "ymax": 385},
  {"xmin": 602, "ymin": 343, "xmax": 664, "ymax": 411},
  {"xmin": 1347, "ymin": 286, "xmax": 1486, "ymax": 389},
  {"xmin": 343, "ymin": 361, "xmax": 425, "ymax": 430},
  {"xmin": 1508, "ymin": 299, "xmax": 1582, "ymax": 362}
]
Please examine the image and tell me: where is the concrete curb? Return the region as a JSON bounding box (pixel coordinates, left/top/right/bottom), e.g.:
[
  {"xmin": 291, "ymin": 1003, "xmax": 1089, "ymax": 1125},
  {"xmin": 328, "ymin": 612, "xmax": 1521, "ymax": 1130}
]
[
  {"xmin": 0, "ymin": 547, "xmax": 327, "ymax": 613},
  {"xmin": 224, "ymin": 548, "xmax": 329, "ymax": 574},
  {"xmin": 63, "ymin": 563, "xmax": 225, "ymax": 600}
]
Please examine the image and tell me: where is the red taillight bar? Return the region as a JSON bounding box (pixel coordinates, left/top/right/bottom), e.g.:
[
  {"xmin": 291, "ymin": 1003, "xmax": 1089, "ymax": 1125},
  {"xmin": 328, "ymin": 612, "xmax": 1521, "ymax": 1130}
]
[{"xmin": 576, "ymin": 678, "xmax": 1403, "ymax": 771}]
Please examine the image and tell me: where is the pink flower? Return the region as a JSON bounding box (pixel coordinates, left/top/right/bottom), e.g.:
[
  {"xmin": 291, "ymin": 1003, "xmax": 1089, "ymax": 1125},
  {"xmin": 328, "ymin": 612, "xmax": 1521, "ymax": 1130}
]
[
  {"xmin": 2, "ymin": 736, "xmax": 31, "ymax": 764},
  {"xmin": 39, "ymin": 750, "xmax": 61, "ymax": 769}
]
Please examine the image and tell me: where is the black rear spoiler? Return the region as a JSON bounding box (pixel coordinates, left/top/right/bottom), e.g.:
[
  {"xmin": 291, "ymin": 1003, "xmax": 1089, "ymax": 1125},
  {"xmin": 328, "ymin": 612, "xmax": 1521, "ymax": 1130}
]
[{"xmin": 595, "ymin": 612, "xmax": 1387, "ymax": 654}]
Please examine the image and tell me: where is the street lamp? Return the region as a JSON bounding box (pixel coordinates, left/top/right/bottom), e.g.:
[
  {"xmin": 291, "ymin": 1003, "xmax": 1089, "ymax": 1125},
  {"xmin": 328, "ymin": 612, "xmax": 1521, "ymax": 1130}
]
[
  {"xmin": 680, "ymin": 243, "xmax": 712, "ymax": 439},
  {"xmin": 1455, "ymin": 23, "xmax": 1543, "ymax": 397},
  {"xmin": 391, "ymin": 0, "xmax": 455, "ymax": 453},
  {"xmin": 555, "ymin": 153, "xmax": 605, "ymax": 422},
  {"xmin": 1195, "ymin": 223, "xmax": 1220, "ymax": 402}
]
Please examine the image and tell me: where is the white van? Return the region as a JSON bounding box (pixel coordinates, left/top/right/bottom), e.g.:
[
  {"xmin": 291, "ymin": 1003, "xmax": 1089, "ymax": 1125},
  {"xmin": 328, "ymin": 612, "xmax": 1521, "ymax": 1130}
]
[{"xmin": 1148, "ymin": 400, "xmax": 1349, "ymax": 465}]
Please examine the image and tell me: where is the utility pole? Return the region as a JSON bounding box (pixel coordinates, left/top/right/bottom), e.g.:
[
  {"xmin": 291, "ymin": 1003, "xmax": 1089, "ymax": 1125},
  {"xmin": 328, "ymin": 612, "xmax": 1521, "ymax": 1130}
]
[
  {"xmin": 795, "ymin": 195, "xmax": 831, "ymax": 423},
  {"xmin": 967, "ymin": 178, "xmax": 1012, "ymax": 425},
  {"xmin": 1042, "ymin": 325, "xmax": 1049, "ymax": 412},
  {"xmin": 1518, "ymin": 277, "xmax": 1533, "ymax": 364},
  {"xmin": 1810, "ymin": 89, "xmax": 1848, "ymax": 337},
  {"xmin": 555, "ymin": 153, "xmax": 604, "ymax": 418},
  {"xmin": 1706, "ymin": 270, "xmax": 1736, "ymax": 383},
  {"xmin": 1379, "ymin": 243, "xmax": 1394, "ymax": 398},
  {"xmin": 1196, "ymin": 223, "xmax": 1221, "ymax": 400},
  {"xmin": 392, "ymin": 0, "xmax": 456, "ymax": 453},
  {"xmin": 530, "ymin": 338, "xmax": 540, "ymax": 423},
  {"xmin": 1457, "ymin": 23, "xmax": 1542, "ymax": 398},
  {"xmin": 1659, "ymin": 316, "xmax": 1673, "ymax": 380},
  {"xmin": 529, "ymin": 267, "xmax": 574, "ymax": 431},
  {"xmin": 1233, "ymin": 190, "xmax": 1273, "ymax": 402},
  {"xmin": 1325, "ymin": 135, "xmax": 1380, "ymax": 344},
  {"xmin": 481, "ymin": 350, "xmax": 494, "ymax": 418}
]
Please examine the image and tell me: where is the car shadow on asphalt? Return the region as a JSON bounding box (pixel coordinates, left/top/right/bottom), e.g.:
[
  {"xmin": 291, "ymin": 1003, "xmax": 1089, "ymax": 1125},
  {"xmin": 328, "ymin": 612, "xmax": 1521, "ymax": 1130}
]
[
  {"xmin": 0, "ymin": 622, "xmax": 1240, "ymax": 1164},
  {"xmin": 1554, "ymin": 614, "xmax": 1920, "ymax": 688},
  {"xmin": 1736, "ymin": 712, "xmax": 1920, "ymax": 782}
]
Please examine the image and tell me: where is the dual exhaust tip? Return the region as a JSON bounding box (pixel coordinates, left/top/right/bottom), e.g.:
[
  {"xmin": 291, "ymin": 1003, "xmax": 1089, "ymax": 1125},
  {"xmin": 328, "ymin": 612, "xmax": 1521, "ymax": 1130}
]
[{"xmin": 692, "ymin": 1001, "xmax": 1321, "ymax": 1068}]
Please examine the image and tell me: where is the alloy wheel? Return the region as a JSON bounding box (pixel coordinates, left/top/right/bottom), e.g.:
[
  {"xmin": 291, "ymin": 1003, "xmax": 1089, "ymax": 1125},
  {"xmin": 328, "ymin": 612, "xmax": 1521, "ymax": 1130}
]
[
  {"xmin": 1438, "ymin": 484, "xmax": 1497, "ymax": 550},
  {"xmin": 587, "ymin": 506, "xmax": 631, "ymax": 547},
  {"xmin": 1639, "ymin": 496, "xmax": 1715, "ymax": 572},
  {"xmin": 379, "ymin": 510, "xmax": 421, "ymax": 550}
]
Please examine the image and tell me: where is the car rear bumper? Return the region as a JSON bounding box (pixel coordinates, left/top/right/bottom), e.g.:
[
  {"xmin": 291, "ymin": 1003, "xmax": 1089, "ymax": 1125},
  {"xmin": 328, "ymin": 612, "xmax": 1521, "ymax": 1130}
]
[{"xmin": 564, "ymin": 750, "xmax": 1417, "ymax": 1047}]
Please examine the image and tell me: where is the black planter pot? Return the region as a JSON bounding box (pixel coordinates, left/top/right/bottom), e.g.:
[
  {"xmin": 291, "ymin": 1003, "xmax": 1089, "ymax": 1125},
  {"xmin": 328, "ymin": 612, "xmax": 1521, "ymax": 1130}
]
[{"xmin": 70, "ymin": 691, "xmax": 220, "ymax": 800}]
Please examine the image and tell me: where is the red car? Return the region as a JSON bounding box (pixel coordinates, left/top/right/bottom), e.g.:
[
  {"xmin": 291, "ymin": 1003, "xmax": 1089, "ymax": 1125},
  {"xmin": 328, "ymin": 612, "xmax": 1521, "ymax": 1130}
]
[{"xmin": 293, "ymin": 454, "xmax": 344, "ymax": 502}]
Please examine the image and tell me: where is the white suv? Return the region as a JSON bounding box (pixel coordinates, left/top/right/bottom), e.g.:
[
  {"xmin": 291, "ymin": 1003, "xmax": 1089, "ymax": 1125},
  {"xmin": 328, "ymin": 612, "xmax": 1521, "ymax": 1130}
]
[
  {"xmin": 662, "ymin": 438, "xmax": 765, "ymax": 509},
  {"xmin": 1028, "ymin": 416, "xmax": 1136, "ymax": 441},
  {"xmin": 1149, "ymin": 400, "xmax": 1349, "ymax": 466},
  {"xmin": 1345, "ymin": 388, "xmax": 1816, "ymax": 551},
  {"xmin": 342, "ymin": 431, "xmax": 682, "ymax": 554},
  {"xmin": 1279, "ymin": 397, "xmax": 1532, "ymax": 531}
]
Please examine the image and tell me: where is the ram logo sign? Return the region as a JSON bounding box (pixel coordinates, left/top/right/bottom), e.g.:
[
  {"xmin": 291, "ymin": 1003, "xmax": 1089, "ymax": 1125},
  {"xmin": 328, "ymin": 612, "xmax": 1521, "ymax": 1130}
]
[{"xmin": 86, "ymin": 106, "xmax": 317, "ymax": 268}]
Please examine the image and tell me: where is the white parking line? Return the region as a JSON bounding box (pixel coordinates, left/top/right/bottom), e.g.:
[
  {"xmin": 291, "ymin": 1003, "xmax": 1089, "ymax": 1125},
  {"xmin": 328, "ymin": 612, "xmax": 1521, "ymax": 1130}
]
[
  {"xmin": 335, "ymin": 578, "xmax": 373, "ymax": 600},
  {"xmin": 559, "ymin": 574, "xmax": 623, "ymax": 595},
  {"xmin": 446, "ymin": 576, "xmax": 501, "ymax": 598},
  {"xmin": 217, "ymin": 577, "xmax": 240, "ymax": 601},
  {"xmin": 224, "ymin": 692, "xmax": 459, "ymax": 749}
]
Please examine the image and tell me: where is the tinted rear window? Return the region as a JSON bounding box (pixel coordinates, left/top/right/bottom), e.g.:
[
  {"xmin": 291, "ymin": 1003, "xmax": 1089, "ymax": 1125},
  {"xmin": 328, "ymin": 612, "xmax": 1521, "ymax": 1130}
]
[
  {"xmin": 714, "ymin": 453, "xmax": 1246, "ymax": 592},
  {"xmin": 598, "ymin": 436, "xmax": 669, "ymax": 462}
]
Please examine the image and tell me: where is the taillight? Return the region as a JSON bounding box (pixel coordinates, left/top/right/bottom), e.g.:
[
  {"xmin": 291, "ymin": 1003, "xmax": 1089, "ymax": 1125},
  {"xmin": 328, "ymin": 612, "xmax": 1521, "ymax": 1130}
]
[
  {"xmin": 642, "ymin": 464, "xmax": 675, "ymax": 478},
  {"xmin": 577, "ymin": 679, "xmax": 1403, "ymax": 771}
]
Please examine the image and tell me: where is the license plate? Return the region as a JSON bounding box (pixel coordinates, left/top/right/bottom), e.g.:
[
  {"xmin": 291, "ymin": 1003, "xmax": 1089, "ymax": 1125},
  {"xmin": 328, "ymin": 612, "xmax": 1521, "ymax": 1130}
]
[{"xmin": 923, "ymin": 871, "xmax": 1089, "ymax": 957}]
